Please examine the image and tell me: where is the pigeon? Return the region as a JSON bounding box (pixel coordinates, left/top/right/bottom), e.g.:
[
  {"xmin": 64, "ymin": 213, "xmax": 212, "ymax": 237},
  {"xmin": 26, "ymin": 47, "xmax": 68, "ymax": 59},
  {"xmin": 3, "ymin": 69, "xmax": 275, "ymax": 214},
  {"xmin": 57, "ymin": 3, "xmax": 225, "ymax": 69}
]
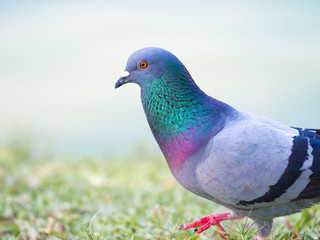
[{"xmin": 115, "ymin": 47, "xmax": 320, "ymax": 239}]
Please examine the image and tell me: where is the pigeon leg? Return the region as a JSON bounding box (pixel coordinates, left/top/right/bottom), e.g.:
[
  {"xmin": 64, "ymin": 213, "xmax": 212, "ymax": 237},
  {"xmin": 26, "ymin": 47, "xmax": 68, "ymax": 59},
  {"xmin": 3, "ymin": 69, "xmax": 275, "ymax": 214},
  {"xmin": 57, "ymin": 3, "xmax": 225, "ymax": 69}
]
[
  {"xmin": 253, "ymin": 220, "xmax": 273, "ymax": 240},
  {"xmin": 179, "ymin": 212, "xmax": 244, "ymax": 234}
]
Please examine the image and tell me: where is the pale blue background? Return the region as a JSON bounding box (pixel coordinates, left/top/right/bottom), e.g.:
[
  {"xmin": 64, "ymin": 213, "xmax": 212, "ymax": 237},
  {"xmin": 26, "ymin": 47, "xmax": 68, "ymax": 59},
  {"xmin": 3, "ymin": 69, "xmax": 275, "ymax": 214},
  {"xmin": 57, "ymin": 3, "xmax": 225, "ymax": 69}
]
[{"xmin": 0, "ymin": 1, "xmax": 319, "ymax": 156}]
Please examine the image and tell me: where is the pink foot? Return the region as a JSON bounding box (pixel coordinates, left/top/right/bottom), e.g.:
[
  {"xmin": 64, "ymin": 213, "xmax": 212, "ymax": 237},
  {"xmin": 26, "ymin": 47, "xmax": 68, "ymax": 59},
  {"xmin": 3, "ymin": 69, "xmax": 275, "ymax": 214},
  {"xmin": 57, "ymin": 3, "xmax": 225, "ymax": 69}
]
[{"xmin": 179, "ymin": 212, "xmax": 243, "ymax": 234}]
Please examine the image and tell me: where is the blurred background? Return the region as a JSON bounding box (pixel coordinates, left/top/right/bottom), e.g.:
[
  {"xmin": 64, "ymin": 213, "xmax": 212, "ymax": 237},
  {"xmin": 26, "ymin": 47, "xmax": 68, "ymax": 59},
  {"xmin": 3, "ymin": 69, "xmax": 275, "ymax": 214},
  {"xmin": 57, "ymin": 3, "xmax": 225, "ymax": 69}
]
[{"xmin": 0, "ymin": 0, "xmax": 319, "ymax": 157}]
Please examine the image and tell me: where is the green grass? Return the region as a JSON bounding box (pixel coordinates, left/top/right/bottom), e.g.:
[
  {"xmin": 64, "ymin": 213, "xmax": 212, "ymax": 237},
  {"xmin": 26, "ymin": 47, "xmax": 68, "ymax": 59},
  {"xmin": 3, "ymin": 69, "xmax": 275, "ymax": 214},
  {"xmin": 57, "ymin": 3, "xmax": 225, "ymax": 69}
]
[{"xmin": 0, "ymin": 141, "xmax": 320, "ymax": 239}]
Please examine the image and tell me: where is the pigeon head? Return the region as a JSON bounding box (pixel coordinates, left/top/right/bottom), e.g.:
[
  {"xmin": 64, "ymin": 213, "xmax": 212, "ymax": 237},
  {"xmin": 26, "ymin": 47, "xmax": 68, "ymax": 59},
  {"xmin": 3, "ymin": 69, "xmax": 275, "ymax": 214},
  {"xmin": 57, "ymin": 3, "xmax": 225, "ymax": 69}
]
[{"xmin": 115, "ymin": 47, "xmax": 193, "ymax": 89}]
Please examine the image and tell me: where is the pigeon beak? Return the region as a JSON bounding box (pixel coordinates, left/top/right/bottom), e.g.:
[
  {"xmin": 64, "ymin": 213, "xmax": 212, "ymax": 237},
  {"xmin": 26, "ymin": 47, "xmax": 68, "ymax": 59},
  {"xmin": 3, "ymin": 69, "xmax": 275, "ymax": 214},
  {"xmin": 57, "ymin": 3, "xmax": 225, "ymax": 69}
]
[{"xmin": 115, "ymin": 71, "xmax": 130, "ymax": 88}]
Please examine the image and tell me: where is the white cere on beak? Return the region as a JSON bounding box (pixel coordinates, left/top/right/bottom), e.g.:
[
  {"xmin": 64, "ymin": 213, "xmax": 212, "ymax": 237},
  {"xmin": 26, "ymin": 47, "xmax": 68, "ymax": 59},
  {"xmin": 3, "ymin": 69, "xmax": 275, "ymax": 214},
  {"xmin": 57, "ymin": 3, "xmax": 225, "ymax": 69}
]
[{"xmin": 120, "ymin": 71, "xmax": 130, "ymax": 78}]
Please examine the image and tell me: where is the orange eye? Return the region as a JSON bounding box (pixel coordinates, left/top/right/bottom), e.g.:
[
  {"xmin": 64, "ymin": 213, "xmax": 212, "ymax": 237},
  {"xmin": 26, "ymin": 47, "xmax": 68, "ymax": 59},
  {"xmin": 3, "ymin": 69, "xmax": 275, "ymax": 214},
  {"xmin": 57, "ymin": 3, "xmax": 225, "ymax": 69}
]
[{"xmin": 138, "ymin": 60, "xmax": 148, "ymax": 69}]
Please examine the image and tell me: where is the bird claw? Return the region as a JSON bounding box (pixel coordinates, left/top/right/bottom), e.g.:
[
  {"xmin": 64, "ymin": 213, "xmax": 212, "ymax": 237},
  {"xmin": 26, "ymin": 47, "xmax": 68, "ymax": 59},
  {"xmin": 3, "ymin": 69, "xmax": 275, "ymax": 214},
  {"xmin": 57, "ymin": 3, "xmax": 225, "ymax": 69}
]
[
  {"xmin": 179, "ymin": 212, "xmax": 244, "ymax": 238},
  {"xmin": 179, "ymin": 212, "xmax": 245, "ymax": 236},
  {"xmin": 180, "ymin": 213, "xmax": 228, "ymax": 233},
  {"xmin": 214, "ymin": 231, "xmax": 230, "ymax": 239}
]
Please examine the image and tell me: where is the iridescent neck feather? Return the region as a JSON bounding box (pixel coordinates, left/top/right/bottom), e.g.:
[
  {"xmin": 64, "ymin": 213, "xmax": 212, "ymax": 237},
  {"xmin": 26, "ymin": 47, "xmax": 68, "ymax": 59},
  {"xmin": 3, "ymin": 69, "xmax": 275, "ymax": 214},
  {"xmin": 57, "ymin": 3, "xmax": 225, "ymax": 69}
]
[{"xmin": 140, "ymin": 66, "xmax": 233, "ymax": 172}]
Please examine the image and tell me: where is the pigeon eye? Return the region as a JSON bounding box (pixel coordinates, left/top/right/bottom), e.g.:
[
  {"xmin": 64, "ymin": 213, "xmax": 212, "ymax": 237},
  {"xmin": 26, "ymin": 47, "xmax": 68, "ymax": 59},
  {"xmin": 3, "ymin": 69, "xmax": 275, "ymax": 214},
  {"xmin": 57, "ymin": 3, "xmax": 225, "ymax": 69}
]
[{"xmin": 138, "ymin": 60, "xmax": 148, "ymax": 69}]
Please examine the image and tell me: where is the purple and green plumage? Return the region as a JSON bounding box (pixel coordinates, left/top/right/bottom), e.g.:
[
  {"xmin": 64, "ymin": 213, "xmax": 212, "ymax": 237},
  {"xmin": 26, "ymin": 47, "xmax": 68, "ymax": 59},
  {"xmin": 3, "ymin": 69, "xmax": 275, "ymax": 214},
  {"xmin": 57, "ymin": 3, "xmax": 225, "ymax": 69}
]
[{"xmin": 117, "ymin": 47, "xmax": 234, "ymax": 171}]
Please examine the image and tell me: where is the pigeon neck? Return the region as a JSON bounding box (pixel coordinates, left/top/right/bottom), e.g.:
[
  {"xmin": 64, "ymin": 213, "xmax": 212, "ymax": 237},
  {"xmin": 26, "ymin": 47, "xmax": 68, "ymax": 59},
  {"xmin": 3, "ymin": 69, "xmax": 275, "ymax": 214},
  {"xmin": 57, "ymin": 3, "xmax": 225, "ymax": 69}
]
[{"xmin": 141, "ymin": 74, "xmax": 231, "ymax": 172}]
